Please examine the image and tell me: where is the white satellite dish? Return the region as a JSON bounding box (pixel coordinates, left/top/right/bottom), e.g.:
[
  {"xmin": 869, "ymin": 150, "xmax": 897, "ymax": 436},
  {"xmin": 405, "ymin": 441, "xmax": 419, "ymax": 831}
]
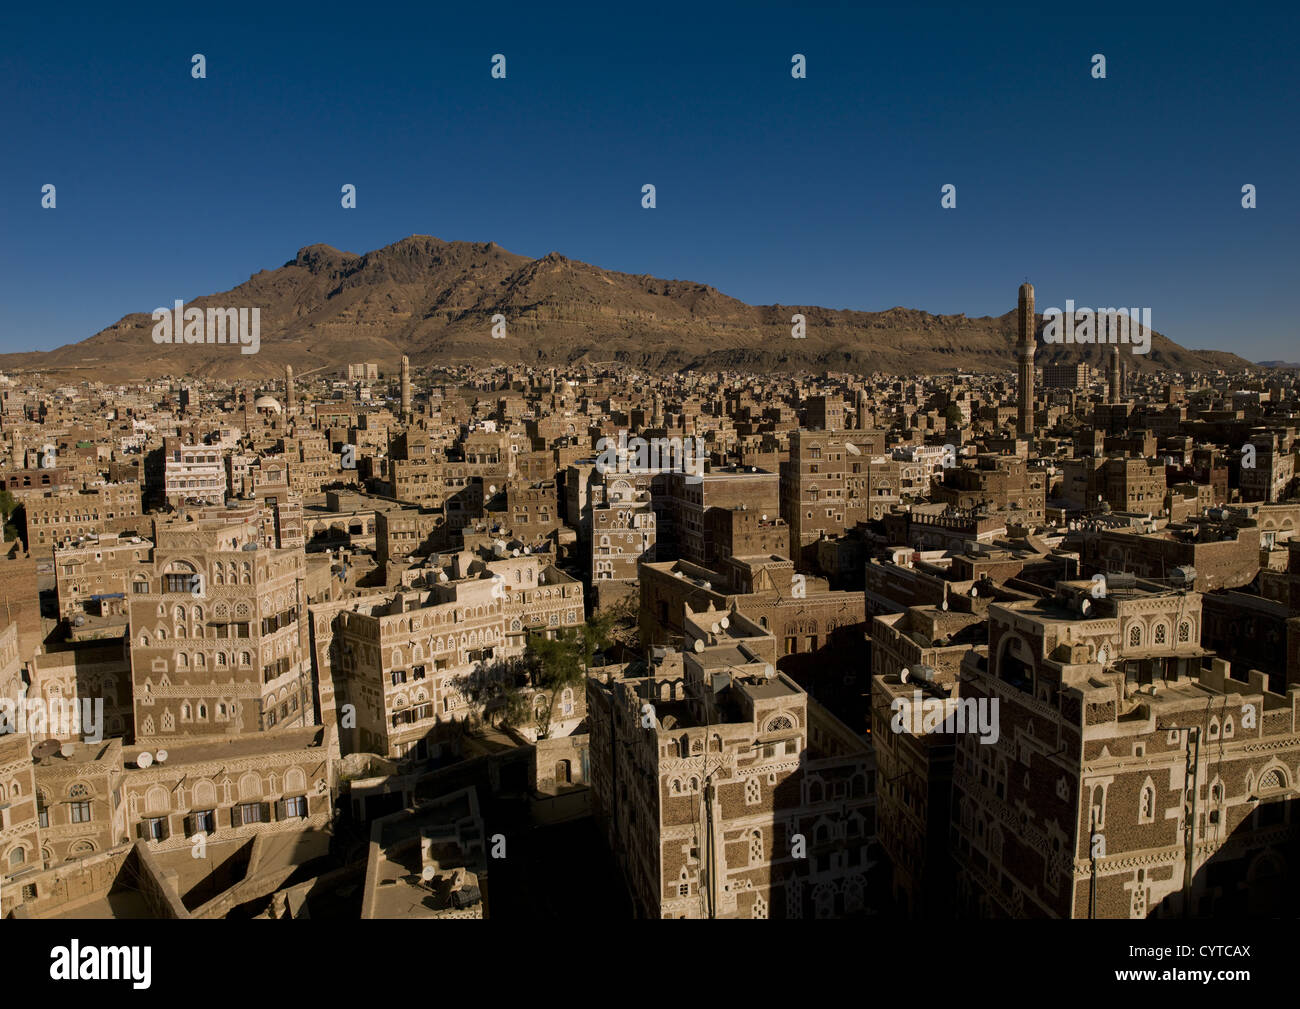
[
  {"xmin": 421, "ymin": 865, "xmax": 435, "ymax": 881},
  {"xmin": 719, "ymin": 617, "xmax": 729, "ymax": 629},
  {"xmin": 488, "ymin": 485, "xmax": 497, "ymax": 495},
  {"xmin": 693, "ymin": 638, "xmax": 705, "ymax": 653},
  {"xmin": 155, "ymin": 749, "xmax": 168, "ymax": 763},
  {"xmin": 137, "ymin": 751, "xmax": 154, "ymax": 768},
  {"xmin": 900, "ymin": 668, "xmax": 910, "ymax": 683},
  {"xmin": 763, "ymin": 664, "xmax": 775, "ymax": 679},
  {"xmin": 970, "ymin": 586, "xmax": 979, "ymax": 598}
]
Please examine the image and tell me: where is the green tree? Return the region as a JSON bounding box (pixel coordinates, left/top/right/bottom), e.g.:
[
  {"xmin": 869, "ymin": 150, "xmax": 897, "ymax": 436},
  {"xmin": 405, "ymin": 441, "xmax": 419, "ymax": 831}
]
[
  {"xmin": 0, "ymin": 491, "xmax": 18, "ymax": 542},
  {"xmin": 527, "ymin": 612, "xmax": 616, "ymax": 739}
]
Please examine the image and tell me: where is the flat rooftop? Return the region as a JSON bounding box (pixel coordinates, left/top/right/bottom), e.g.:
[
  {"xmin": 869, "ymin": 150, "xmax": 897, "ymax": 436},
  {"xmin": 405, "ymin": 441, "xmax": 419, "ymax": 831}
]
[{"xmin": 123, "ymin": 726, "xmax": 324, "ymax": 768}]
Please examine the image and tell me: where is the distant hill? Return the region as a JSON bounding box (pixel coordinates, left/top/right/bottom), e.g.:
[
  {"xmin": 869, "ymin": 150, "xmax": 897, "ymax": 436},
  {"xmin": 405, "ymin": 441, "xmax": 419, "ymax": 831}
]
[{"xmin": 0, "ymin": 235, "xmax": 1254, "ymax": 382}]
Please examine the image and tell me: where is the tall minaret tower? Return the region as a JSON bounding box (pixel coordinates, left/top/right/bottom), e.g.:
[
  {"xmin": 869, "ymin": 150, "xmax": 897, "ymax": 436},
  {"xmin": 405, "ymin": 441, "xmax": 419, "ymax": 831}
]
[
  {"xmin": 1016, "ymin": 282, "xmax": 1036, "ymax": 438},
  {"xmin": 1108, "ymin": 344, "xmax": 1121, "ymax": 405},
  {"xmin": 400, "ymin": 355, "xmax": 412, "ymax": 419},
  {"xmin": 285, "ymin": 364, "xmax": 297, "ymax": 413}
]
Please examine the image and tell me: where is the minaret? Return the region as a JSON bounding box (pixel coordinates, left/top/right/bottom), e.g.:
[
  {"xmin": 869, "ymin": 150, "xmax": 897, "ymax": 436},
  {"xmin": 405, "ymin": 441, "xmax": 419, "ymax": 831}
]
[
  {"xmin": 285, "ymin": 364, "xmax": 296, "ymax": 413},
  {"xmin": 856, "ymin": 388, "xmax": 870, "ymax": 431},
  {"xmin": 1016, "ymin": 282, "xmax": 1036, "ymax": 438},
  {"xmin": 400, "ymin": 355, "xmax": 412, "ymax": 419},
  {"xmin": 1108, "ymin": 344, "xmax": 1121, "ymax": 405}
]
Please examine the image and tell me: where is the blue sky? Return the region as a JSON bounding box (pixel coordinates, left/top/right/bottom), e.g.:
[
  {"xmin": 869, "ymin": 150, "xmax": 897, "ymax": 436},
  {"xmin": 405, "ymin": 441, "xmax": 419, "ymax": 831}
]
[{"xmin": 1, "ymin": 1, "xmax": 1296, "ymax": 359}]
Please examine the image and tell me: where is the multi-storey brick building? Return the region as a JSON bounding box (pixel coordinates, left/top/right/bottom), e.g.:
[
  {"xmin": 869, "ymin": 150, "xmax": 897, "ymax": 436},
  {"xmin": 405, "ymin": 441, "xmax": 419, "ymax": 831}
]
[
  {"xmin": 128, "ymin": 513, "xmax": 313, "ymax": 746},
  {"xmin": 122, "ymin": 726, "xmax": 334, "ymax": 860},
  {"xmin": 32, "ymin": 738, "xmax": 127, "ymax": 865},
  {"xmin": 932, "ymin": 454, "xmax": 1046, "ymax": 525},
  {"xmin": 950, "ymin": 579, "xmax": 1300, "ymax": 917},
  {"xmin": 162, "ymin": 437, "xmax": 227, "ymax": 507},
  {"xmin": 55, "ymin": 532, "xmax": 152, "ymax": 620},
  {"xmin": 588, "ymin": 609, "xmax": 877, "ymax": 918},
  {"xmin": 1241, "ymin": 430, "xmax": 1295, "ymax": 503},
  {"xmin": 592, "ymin": 483, "xmax": 656, "ymax": 585},
  {"xmin": 782, "ymin": 429, "xmax": 892, "ymax": 571},
  {"xmin": 20, "ymin": 482, "xmax": 142, "ymax": 552},
  {"xmin": 313, "ymin": 555, "xmax": 584, "ymax": 761}
]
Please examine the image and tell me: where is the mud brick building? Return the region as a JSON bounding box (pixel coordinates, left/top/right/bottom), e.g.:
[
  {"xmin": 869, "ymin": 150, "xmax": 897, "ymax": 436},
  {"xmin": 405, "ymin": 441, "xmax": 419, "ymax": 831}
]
[
  {"xmin": 951, "ymin": 579, "xmax": 1300, "ymax": 918},
  {"xmin": 588, "ymin": 609, "xmax": 876, "ymax": 918},
  {"xmin": 129, "ymin": 512, "xmax": 312, "ymax": 746}
]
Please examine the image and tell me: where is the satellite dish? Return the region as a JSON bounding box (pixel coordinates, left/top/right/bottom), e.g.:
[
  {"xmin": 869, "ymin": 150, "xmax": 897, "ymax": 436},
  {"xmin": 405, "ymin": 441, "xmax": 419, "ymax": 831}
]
[
  {"xmin": 693, "ymin": 638, "xmax": 705, "ymax": 653},
  {"xmin": 940, "ymin": 599, "xmax": 949, "ymax": 611},
  {"xmin": 764, "ymin": 664, "xmax": 775, "ymax": 679},
  {"xmin": 155, "ymin": 749, "xmax": 168, "ymax": 763},
  {"xmin": 719, "ymin": 617, "xmax": 729, "ymax": 629},
  {"xmin": 488, "ymin": 485, "xmax": 497, "ymax": 495},
  {"xmin": 421, "ymin": 865, "xmax": 436, "ymax": 881},
  {"xmin": 900, "ymin": 667, "xmax": 910, "ymax": 683},
  {"xmin": 137, "ymin": 751, "xmax": 154, "ymax": 768},
  {"xmin": 512, "ymin": 549, "xmax": 520, "ymax": 557},
  {"xmin": 970, "ymin": 586, "xmax": 979, "ymax": 598}
]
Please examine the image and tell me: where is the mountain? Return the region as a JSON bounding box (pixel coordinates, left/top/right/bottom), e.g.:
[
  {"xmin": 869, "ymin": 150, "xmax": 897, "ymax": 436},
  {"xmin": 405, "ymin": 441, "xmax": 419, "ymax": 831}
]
[{"xmin": 0, "ymin": 235, "xmax": 1253, "ymax": 382}]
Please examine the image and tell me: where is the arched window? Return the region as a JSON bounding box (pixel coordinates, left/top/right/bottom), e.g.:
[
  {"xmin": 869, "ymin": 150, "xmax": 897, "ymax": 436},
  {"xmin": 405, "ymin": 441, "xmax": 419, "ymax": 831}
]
[
  {"xmin": 239, "ymin": 771, "xmax": 262, "ymax": 800},
  {"xmin": 1178, "ymin": 621, "xmax": 1191, "ymax": 643},
  {"xmin": 1129, "ymin": 625, "xmax": 1142, "ymax": 648},
  {"xmin": 1139, "ymin": 782, "xmax": 1155, "ymax": 823},
  {"xmin": 749, "ymin": 829, "xmax": 764, "ymax": 864},
  {"xmin": 142, "ymin": 783, "xmax": 169, "ymax": 814}
]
